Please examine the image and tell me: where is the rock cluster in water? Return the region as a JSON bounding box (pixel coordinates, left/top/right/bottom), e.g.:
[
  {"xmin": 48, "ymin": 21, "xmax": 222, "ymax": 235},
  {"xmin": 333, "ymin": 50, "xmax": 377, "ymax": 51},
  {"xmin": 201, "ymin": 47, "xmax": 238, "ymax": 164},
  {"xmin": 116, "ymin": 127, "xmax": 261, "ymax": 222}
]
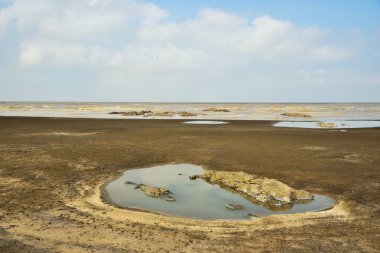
[
  {"xmin": 317, "ymin": 122, "xmax": 337, "ymax": 128},
  {"xmin": 191, "ymin": 170, "xmax": 314, "ymax": 205},
  {"xmin": 281, "ymin": 112, "xmax": 312, "ymax": 117},
  {"xmin": 203, "ymin": 108, "xmax": 230, "ymax": 112},
  {"xmin": 126, "ymin": 182, "xmax": 176, "ymax": 202},
  {"xmin": 109, "ymin": 111, "xmax": 153, "ymax": 116},
  {"xmin": 109, "ymin": 111, "xmax": 198, "ymax": 117}
]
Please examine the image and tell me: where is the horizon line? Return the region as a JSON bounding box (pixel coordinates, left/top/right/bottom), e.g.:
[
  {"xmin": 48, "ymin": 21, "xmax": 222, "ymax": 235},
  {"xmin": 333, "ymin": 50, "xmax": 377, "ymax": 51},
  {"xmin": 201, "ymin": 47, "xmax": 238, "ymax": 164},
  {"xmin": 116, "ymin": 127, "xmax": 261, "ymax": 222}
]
[{"xmin": 1, "ymin": 100, "xmax": 380, "ymax": 104}]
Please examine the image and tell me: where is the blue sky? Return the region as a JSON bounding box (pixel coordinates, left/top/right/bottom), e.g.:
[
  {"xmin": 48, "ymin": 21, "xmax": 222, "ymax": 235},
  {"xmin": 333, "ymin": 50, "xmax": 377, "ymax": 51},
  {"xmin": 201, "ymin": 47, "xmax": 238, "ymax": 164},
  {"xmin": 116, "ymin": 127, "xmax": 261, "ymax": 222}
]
[
  {"xmin": 155, "ymin": 0, "xmax": 380, "ymax": 32},
  {"xmin": 0, "ymin": 0, "xmax": 380, "ymax": 102}
]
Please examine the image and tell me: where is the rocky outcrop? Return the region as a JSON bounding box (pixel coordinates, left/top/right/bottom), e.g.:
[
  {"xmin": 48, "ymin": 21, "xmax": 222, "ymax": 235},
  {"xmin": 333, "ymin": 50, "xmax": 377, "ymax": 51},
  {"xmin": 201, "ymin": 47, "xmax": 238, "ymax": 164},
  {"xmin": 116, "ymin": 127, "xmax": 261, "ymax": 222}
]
[
  {"xmin": 192, "ymin": 170, "xmax": 313, "ymax": 205},
  {"xmin": 281, "ymin": 112, "xmax": 312, "ymax": 117},
  {"xmin": 134, "ymin": 184, "xmax": 175, "ymax": 202},
  {"xmin": 109, "ymin": 111, "xmax": 198, "ymax": 117},
  {"xmin": 149, "ymin": 111, "xmax": 174, "ymax": 117},
  {"xmin": 317, "ymin": 122, "xmax": 336, "ymax": 128},
  {"xmin": 178, "ymin": 111, "xmax": 198, "ymax": 117},
  {"xmin": 109, "ymin": 111, "xmax": 153, "ymax": 116},
  {"xmin": 203, "ymin": 108, "xmax": 230, "ymax": 112}
]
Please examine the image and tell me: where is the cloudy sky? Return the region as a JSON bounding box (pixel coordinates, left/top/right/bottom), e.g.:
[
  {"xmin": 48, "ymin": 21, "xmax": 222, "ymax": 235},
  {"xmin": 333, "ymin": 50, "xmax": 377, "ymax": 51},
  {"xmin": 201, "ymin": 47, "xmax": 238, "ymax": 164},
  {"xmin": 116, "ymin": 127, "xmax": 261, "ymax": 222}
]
[{"xmin": 0, "ymin": 0, "xmax": 379, "ymax": 102}]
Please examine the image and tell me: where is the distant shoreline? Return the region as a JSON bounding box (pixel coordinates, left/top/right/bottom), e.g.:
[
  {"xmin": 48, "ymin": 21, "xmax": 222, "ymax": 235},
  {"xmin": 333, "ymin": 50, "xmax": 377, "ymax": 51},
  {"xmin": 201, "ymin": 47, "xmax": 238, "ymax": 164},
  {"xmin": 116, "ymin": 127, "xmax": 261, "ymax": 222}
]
[{"xmin": 1, "ymin": 102, "xmax": 379, "ymax": 121}]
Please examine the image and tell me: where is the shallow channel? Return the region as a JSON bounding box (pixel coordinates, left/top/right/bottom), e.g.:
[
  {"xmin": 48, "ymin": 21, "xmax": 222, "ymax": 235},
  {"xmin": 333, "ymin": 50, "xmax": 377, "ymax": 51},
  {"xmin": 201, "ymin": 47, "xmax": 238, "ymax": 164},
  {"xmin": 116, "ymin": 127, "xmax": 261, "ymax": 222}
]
[
  {"xmin": 274, "ymin": 120, "xmax": 380, "ymax": 129},
  {"xmin": 103, "ymin": 164, "xmax": 334, "ymax": 220}
]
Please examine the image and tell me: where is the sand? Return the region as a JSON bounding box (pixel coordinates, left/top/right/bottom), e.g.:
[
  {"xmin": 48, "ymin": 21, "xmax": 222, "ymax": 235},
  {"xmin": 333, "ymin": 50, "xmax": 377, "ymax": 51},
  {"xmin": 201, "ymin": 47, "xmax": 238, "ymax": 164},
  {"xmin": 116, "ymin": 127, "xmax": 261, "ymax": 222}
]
[{"xmin": 0, "ymin": 117, "xmax": 379, "ymax": 252}]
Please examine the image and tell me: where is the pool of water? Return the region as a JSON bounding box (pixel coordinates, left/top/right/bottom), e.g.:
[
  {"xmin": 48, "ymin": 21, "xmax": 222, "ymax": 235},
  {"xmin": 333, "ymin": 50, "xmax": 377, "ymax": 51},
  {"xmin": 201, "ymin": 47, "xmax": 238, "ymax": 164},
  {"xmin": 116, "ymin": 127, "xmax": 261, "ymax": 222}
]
[
  {"xmin": 183, "ymin": 121, "xmax": 228, "ymax": 124},
  {"xmin": 274, "ymin": 120, "xmax": 380, "ymax": 129},
  {"xmin": 103, "ymin": 164, "xmax": 334, "ymax": 220}
]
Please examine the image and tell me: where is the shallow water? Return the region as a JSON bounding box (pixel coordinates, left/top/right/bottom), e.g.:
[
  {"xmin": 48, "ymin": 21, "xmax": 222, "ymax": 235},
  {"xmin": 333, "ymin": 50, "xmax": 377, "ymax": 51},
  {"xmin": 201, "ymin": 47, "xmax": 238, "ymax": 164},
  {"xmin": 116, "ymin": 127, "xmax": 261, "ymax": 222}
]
[
  {"xmin": 1, "ymin": 102, "xmax": 379, "ymax": 121},
  {"xmin": 103, "ymin": 164, "xmax": 334, "ymax": 220},
  {"xmin": 183, "ymin": 121, "xmax": 228, "ymax": 124},
  {"xmin": 274, "ymin": 120, "xmax": 380, "ymax": 129}
]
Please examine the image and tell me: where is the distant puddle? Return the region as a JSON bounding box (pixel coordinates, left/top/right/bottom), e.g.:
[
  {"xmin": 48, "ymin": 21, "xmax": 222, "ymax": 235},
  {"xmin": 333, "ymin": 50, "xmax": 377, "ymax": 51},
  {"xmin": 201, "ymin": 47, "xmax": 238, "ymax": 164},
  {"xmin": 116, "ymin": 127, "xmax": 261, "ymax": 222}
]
[
  {"xmin": 274, "ymin": 120, "xmax": 380, "ymax": 129},
  {"xmin": 102, "ymin": 164, "xmax": 334, "ymax": 220},
  {"xmin": 183, "ymin": 121, "xmax": 228, "ymax": 124}
]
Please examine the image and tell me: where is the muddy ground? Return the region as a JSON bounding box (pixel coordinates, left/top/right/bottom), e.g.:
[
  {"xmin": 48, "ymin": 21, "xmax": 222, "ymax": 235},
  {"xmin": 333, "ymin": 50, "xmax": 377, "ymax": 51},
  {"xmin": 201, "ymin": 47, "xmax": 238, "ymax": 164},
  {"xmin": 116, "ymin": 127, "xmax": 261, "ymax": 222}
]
[{"xmin": 0, "ymin": 117, "xmax": 379, "ymax": 252}]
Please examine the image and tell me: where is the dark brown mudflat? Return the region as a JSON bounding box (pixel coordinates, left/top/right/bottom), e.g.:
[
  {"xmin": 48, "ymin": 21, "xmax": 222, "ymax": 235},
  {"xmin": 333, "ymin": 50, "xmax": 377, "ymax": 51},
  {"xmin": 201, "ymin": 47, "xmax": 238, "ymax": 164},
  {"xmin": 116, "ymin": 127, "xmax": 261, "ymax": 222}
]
[{"xmin": 0, "ymin": 117, "xmax": 379, "ymax": 252}]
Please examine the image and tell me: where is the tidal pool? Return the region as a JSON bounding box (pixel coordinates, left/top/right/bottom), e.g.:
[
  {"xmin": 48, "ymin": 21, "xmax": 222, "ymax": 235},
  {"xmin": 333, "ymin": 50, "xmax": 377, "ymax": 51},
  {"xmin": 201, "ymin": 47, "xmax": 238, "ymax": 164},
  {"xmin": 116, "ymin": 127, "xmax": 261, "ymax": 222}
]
[
  {"xmin": 274, "ymin": 120, "xmax": 380, "ymax": 129},
  {"xmin": 183, "ymin": 121, "xmax": 228, "ymax": 125},
  {"xmin": 103, "ymin": 164, "xmax": 334, "ymax": 220}
]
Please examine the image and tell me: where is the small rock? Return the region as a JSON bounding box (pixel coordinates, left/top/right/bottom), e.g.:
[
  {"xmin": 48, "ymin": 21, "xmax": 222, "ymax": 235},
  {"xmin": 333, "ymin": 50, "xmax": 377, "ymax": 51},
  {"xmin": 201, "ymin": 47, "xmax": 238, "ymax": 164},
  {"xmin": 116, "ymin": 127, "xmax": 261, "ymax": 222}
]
[
  {"xmin": 226, "ymin": 204, "xmax": 244, "ymax": 211},
  {"xmin": 189, "ymin": 175, "xmax": 200, "ymax": 180},
  {"xmin": 165, "ymin": 196, "xmax": 176, "ymax": 202},
  {"xmin": 134, "ymin": 184, "xmax": 174, "ymax": 199},
  {"xmin": 125, "ymin": 181, "xmax": 137, "ymax": 185},
  {"xmin": 247, "ymin": 213, "xmax": 260, "ymax": 218}
]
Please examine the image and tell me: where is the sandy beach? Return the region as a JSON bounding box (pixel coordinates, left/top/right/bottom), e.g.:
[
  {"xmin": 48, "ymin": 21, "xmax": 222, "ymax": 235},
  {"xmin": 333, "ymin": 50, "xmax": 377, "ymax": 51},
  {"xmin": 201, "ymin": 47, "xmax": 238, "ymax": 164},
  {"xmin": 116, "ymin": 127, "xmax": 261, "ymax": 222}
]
[{"xmin": 0, "ymin": 116, "xmax": 379, "ymax": 252}]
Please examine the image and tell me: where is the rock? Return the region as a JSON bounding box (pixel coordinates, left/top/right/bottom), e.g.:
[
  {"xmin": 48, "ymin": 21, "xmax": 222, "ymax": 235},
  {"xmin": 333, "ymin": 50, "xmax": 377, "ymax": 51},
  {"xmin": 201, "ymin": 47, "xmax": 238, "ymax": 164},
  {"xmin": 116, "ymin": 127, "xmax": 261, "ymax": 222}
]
[
  {"xmin": 134, "ymin": 184, "xmax": 175, "ymax": 201},
  {"xmin": 111, "ymin": 110, "xmax": 199, "ymax": 117},
  {"xmin": 247, "ymin": 213, "xmax": 261, "ymax": 218},
  {"xmin": 189, "ymin": 175, "xmax": 200, "ymax": 180},
  {"xmin": 291, "ymin": 189, "xmax": 314, "ymax": 200},
  {"xmin": 263, "ymin": 201, "xmax": 294, "ymax": 211},
  {"xmin": 281, "ymin": 112, "xmax": 312, "ymax": 117},
  {"xmin": 178, "ymin": 111, "xmax": 198, "ymax": 117},
  {"xmin": 149, "ymin": 111, "xmax": 174, "ymax": 117},
  {"xmin": 200, "ymin": 170, "xmax": 314, "ymax": 205},
  {"xmin": 225, "ymin": 204, "xmax": 244, "ymax": 211},
  {"xmin": 203, "ymin": 108, "xmax": 230, "ymax": 112},
  {"xmin": 109, "ymin": 111, "xmax": 153, "ymax": 116},
  {"xmin": 317, "ymin": 122, "xmax": 336, "ymax": 128},
  {"xmin": 165, "ymin": 196, "xmax": 176, "ymax": 202},
  {"xmin": 125, "ymin": 181, "xmax": 137, "ymax": 185}
]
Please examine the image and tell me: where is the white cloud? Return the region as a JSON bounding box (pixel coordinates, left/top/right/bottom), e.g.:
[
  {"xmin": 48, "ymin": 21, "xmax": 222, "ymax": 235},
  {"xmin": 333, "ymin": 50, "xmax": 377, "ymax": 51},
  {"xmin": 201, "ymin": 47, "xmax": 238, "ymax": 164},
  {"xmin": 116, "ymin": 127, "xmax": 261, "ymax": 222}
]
[
  {"xmin": 1, "ymin": 0, "xmax": 374, "ymax": 102},
  {"xmin": 19, "ymin": 39, "xmax": 211, "ymax": 73},
  {"xmin": 310, "ymin": 45, "xmax": 353, "ymax": 61},
  {"xmin": 0, "ymin": 1, "xmax": 354, "ymax": 70},
  {"xmin": 0, "ymin": 0, "xmax": 167, "ymax": 40},
  {"xmin": 20, "ymin": 39, "xmax": 89, "ymax": 66}
]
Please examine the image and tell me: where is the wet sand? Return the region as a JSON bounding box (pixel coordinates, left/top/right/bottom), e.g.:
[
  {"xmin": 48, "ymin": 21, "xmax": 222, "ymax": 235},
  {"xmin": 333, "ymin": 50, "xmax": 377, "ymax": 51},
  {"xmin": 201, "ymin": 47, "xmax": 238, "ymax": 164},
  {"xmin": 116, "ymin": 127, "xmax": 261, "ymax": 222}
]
[{"xmin": 0, "ymin": 117, "xmax": 379, "ymax": 252}]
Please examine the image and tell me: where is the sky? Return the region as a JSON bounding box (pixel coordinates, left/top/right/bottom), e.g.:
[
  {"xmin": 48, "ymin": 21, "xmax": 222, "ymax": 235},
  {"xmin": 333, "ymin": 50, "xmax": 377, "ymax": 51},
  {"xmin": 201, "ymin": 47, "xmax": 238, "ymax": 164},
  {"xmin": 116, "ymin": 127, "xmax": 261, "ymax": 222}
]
[{"xmin": 0, "ymin": 0, "xmax": 380, "ymax": 102}]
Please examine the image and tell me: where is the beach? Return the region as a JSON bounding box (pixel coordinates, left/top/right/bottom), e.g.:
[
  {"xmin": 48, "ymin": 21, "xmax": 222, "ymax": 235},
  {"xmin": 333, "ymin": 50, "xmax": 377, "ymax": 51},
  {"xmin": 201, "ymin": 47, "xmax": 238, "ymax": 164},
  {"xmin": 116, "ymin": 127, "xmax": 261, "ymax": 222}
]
[{"xmin": 0, "ymin": 116, "xmax": 379, "ymax": 252}]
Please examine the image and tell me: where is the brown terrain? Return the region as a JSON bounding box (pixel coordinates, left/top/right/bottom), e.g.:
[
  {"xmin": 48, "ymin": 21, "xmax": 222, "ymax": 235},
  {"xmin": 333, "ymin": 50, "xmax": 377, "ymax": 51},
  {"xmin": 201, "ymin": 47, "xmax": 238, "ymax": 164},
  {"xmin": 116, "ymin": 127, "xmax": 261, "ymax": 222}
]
[{"xmin": 0, "ymin": 116, "xmax": 379, "ymax": 252}]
